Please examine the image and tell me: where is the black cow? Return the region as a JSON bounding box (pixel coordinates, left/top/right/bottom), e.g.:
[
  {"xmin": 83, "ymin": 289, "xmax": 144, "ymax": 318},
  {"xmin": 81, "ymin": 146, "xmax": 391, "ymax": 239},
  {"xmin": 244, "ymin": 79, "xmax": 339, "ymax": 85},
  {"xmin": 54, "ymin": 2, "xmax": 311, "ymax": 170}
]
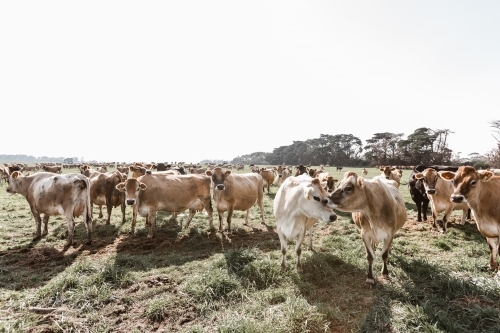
[
  {"xmin": 336, "ymin": 166, "xmax": 343, "ymax": 171},
  {"xmin": 295, "ymin": 164, "xmax": 308, "ymax": 176},
  {"xmin": 409, "ymin": 165, "xmax": 471, "ymax": 222}
]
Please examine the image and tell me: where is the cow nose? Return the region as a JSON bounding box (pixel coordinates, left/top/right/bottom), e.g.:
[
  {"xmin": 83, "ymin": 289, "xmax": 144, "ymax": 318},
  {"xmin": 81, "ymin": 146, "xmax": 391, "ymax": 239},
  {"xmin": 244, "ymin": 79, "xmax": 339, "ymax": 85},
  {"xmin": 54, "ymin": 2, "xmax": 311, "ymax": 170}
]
[
  {"xmin": 451, "ymin": 195, "xmax": 464, "ymax": 203},
  {"xmin": 126, "ymin": 199, "xmax": 136, "ymax": 205},
  {"xmin": 329, "ymin": 214, "xmax": 337, "ymax": 222},
  {"xmin": 279, "ymin": 175, "xmax": 282, "ymax": 177},
  {"xmin": 322, "ymin": 198, "xmax": 329, "ymax": 205},
  {"xmin": 427, "ymin": 189, "xmax": 436, "ymax": 195},
  {"xmin": 385, "ymin": 176, "xmax": 390, "ymax": 179},
  {"xmin": 216, "ymin": 184, "xmax": 225, "ymax": 190}
]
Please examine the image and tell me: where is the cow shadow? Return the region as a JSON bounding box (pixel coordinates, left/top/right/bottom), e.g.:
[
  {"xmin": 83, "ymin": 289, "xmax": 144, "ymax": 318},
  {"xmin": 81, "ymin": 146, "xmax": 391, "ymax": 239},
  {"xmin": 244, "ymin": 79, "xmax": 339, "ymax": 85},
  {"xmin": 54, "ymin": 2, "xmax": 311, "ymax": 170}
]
[
  {"xmin": 358, "ymin": 255, "xmax": 500, "ymax": 332},
  {"xmin": 0, "ymin": 217, "xmax": 122, "ymax": 291}
]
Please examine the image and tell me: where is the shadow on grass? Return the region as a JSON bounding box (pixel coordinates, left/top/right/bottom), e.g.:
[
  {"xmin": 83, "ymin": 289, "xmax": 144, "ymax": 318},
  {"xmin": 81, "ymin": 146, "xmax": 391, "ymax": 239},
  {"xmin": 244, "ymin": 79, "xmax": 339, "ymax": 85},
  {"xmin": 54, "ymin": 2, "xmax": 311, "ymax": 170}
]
[
  {"xmin": 0, "ymin": 222, "xmax": 119, "ymax": 290},
  {"xmin": 359, "ymin": 255, "xmax": 500, "ymax": 332}
]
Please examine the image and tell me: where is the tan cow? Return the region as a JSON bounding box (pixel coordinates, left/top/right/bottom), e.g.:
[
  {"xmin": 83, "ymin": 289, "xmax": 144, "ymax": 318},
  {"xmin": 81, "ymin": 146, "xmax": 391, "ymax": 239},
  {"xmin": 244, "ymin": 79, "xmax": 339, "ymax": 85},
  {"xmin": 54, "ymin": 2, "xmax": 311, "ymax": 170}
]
[
  {"xmin": 316, "ymin": 172, "xmax": 338, "ymax": 193},
  {"xmin": 42, "ymin": 164, "xmax": 62, "ymax": 174},
  {"xmin": 0, "ymin": 166, "xmax": 9, "ymax": 184},
  {"xmin": 116, "ymin": 173, "xmax": 214, "ymax": 237},
  {"xmin": 89, "ymin": 171, "xmax": 127, "ymax": 224},
  {"xmin": 274, "ymin": 174, "xmax": 337, "ymax": 271},
  {"xmin": 326, "ymin": 171, "xmax": 407, "ymax": 288},
  {"xmin": 80, "ymin": 165, "xmax": 101, "ymax": 179},
  {"xmin": 361, "ymin": 168, "xmax": 368, "ymax": 176},
  {"xmin": 206, "ymin": 167, "xmax": 265, "ymax": 231},
  {"xmin": 129, "ymin": 165, "xmax": 180, "ymax": 178},
  {"xmin": 257, "ymin": 168, "xmax": 276, "ymax": 194},
  {"xmin": 378, "ymin": 166, "xmax": 401, "ymax": 187},
  {"xmin": 6, "ymin": 171, "xmax": 92, "ymax": 247},
  {"xmin": 439, "ymin": 166, "xmax": 500, "ymax": 275},
  {"xmin": 414, "ymin": 168, "xmax": 469, "ymax": 231}
]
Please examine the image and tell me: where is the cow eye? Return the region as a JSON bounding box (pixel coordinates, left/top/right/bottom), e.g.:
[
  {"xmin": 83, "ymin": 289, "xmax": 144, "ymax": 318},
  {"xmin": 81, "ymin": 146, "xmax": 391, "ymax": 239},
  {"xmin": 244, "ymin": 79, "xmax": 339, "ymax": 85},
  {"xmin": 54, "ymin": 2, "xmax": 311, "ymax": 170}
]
[
  {"xmin": 344, "ymin": 186, "xmax": 353, "ymax": 192},
  {"xmin": 313, "ymin": 196, "xmax": 320, "ymax": 201},
  {"xmin": 470, "ymin": 180, "xmax": 476, "ymax": 186}
]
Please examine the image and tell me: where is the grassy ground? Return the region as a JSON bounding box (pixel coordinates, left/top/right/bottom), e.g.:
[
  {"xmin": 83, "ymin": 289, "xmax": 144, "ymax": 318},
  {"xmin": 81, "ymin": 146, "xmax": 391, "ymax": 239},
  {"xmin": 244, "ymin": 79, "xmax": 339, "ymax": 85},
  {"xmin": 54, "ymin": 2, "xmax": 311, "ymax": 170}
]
[{"xmin": 0, "ymin": 166, "xmax": 499, "ymax": 333}]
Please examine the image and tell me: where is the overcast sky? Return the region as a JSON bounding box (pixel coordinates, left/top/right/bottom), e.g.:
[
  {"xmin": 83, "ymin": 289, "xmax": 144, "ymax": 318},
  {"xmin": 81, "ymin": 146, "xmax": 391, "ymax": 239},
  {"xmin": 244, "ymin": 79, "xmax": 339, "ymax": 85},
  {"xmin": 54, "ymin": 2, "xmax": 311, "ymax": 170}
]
[{"xmin": 1, "ymin": 1, "xmax": 499, "ymax": 163}]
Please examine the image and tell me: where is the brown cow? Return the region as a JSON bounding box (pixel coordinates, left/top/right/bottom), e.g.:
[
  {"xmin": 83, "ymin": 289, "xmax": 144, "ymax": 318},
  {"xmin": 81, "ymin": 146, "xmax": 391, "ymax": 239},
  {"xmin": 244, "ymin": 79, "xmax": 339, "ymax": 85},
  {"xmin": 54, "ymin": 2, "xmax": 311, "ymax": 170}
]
[
  {"xmin": 378, "ymin": 166, "xmax": 401, "ymax": 187},
  {"xmin": 316, "ymin": 172, "xmax": 338, "ymax": 193},
  {"xmin": 295, "ymin": 164, "xmax": 308, "ymax": 176},
  {"xmin": 42, "ymin": 165, "xmax": 62, "ymax": 174},
  {"xmin": 206, "ymin": 167, "xmax": 265, "ymax": 231},
  {"xmin": 439, "ymin": 166, "xmax": 500, "ymax": 275},
  {"xmin": 258, "ymin": 168, "xmax": 276, "ymax": 194},
  {"xmin": 326, "ymin": 172, "xmax": 407, "ymax": 288},
  {"xmin": 116, "ymin": 173, "xmax": 214, "ymax": 237},
  {"xmin": 6, "ymin": 171, "xmax": 92, "ymax": 247},
  {"xmin": 89, "ymin": 171, "xmax": 127, "ymax": 224},
  {"xmin": 129, "ymin": 165, "xmax": 180, "ymax": 178}
]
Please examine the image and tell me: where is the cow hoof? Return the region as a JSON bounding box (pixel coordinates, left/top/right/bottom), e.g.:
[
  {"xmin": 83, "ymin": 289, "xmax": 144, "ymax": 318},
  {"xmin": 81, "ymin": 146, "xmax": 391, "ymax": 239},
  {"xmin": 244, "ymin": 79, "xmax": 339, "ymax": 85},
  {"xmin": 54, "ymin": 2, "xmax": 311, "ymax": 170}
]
[{"xmin": 364, "ymin": 279, "xmax": 376, "ymax": 289}]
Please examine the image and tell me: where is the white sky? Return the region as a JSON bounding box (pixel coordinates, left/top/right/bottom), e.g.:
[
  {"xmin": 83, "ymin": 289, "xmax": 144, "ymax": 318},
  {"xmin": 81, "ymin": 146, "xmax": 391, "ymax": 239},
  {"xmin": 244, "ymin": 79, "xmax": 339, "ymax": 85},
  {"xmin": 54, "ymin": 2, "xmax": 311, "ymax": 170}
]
[{"xmin": 1, "ymin": 1, "xmax": 499, "ymax": 163}]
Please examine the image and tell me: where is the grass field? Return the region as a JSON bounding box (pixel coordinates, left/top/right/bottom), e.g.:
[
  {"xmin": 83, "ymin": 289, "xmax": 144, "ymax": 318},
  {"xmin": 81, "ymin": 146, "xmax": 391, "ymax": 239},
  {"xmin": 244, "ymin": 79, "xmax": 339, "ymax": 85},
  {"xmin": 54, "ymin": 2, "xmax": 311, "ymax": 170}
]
[{"xmin": 1, "ymin": 166, "xmax": 499, "ymax": 333}]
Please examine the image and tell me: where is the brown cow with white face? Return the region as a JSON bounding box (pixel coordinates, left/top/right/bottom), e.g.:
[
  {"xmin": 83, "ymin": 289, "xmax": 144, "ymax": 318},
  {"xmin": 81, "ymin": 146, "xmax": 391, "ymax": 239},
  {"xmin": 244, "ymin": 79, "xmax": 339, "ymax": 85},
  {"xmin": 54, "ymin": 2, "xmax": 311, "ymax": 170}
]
[
  {"xmin": 326, "ymin": 171, "xmax": 406, "ymax": 288},
  {"xmin": 439, "ymin": 166, "xmax": 500, "ymax": 275},
  {"xmin": 89, "ymin": 171, "xmax": 127, "ymax": 224},
  {"xmin": 116, "ymin": 173, "xmax": 214, "ymax": 237},
  {"xmin": 206, "ymin": 167, "xmax": 265, "ymax": 231},
  {"xmin": 6, "ymin": 171, "xmax": 92, "ymax": 247}
]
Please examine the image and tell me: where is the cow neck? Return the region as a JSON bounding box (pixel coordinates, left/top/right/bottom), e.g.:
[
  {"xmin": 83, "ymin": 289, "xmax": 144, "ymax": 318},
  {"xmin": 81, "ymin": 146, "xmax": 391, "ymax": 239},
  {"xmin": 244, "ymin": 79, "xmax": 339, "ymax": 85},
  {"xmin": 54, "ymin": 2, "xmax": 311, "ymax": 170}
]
[{"xmin": 14, "ymin": 176, "xmax": 37, "ymax": 198}]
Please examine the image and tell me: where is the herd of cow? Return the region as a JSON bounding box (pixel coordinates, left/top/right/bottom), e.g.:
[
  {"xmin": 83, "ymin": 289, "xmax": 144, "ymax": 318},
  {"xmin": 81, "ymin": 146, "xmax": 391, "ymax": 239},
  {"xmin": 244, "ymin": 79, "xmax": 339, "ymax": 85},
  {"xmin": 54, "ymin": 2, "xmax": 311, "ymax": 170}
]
[{"xmin": 2, "ymin": 162, "xmax": 500, "ymax": 289}]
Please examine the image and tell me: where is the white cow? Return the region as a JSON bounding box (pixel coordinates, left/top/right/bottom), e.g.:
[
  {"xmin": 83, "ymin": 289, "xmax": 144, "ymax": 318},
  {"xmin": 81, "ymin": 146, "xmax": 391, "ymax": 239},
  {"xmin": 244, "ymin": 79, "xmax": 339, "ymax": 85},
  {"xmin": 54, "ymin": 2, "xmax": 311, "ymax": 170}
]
[{"xmin": 274, "ymin": 174, "xmax": 337, "ymax": 272}]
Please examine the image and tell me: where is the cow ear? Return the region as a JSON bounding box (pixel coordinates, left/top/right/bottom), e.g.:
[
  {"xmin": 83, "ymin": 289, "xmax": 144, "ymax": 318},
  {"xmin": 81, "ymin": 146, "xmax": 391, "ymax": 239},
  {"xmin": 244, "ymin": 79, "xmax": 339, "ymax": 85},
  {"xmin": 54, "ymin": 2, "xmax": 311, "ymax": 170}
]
[
  {"xmin": 478, "ymin": 170, "xmax": 494, "ymax": 182},
  {"xmin": 129, "ymin": 165, "xmax": 135, "ymax": 172},
  {"xmin": 225, "ymin": 170, "xmax": 232, "ymax": 176},
  {"xmin": 205, "ymin": 170, "xmax": 212, "ymax": 176},
  {"xmin": 310, "ymin": 178, "xmax": 321, "ymax": 186},
  {"xmin": 414, "ymin": 173, "xmax": 423, "ymax": 180},
  {"xmin": 139, "ymin": 183, "xmax": 147, "ymax": 190},
  {"xmin": 438, "ymin": 171, "xmax": 455, "ymax": 181},
  {"xmin": 357, "ymin": 176, "xmax": 364, "ymax": 189},
  {"xmin": 303, "ymin": 185, "xmax": 314, "ymax": 200},
  {"xmin": 12, "ymin": 171, "xmax": 21, "ymax": 180},
  {"xmin": 115, "ymin": 182, "xmax": 125, "ymax": 191}
]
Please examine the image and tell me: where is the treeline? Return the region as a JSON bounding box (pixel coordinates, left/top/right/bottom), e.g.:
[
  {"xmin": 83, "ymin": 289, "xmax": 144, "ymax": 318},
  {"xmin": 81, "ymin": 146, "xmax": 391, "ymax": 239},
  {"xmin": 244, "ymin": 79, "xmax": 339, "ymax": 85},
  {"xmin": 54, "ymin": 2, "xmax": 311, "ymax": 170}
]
[
  {"xmin": 231, "ymin": 127, "xmax": 490, "ymax": 168},
  {"xmin": 0, "ymin": 155, "xmax": 81, "ymax": 163}
]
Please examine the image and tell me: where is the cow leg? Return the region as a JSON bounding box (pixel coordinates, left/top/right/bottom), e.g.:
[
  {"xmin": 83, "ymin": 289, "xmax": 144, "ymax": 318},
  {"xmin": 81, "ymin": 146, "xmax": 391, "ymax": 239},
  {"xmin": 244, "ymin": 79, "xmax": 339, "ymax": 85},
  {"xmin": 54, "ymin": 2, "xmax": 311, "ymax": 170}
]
[
  {"xmin": 486, "ymin": 237, "xmax": 499, "ymax": 271},
  {"xmin": 295, "ymin": 227, "xmax": 307, "ymax": 272},
  {"xmin": 183, "ymin": 209, "xmax": 196, "ymax": 229},
  {"xmin": 204, "ymin": 195, "xmax": 214, "ymax": 230},
  {"xmin": 218, "ymin": 211, "xmax": 224, "ymax": 231},
  {"xmin": 416, "ymin": 201, "xmax": 423, "ymax": 222},
  {"xmin": 277, "ymin": 228, "xmax": 288, "ymax": 271},
  {"xmin": 148, "ymin": 212, "xmax": 156, "ymax": 238},
  {"xmin": 430, "ymin": 201, "xmax": 438, "ymax": 229},
  {"xmin": 460, "ymin": 209, "xmax": 468, "ymax": 225},
  {"xmin": 42, "ymin": 214, "xmax": 49, "ymax": 236},
  {"xmin": 422, "ymin": 199, "xmax": 429, "ymax": 221},
  {"xmin": 380, "ymin": 237, "xmax": 394, "ymax": 280},
  {"xmin": 257, "ymin": 197, "xmax": 265, "ymax": 224},
  {"xmin": 131, "ymin": 205, "xmax": 138, "ymax": 234},
  {"xmin": 106, "ymin": 204, "xmax": 112, "ymax": 225},
  {"xmin": 32, "ymin": 210, "xmax": 42, "ymax": 240},
  {"xmin": 121, "ymin": 201, "xmax": 126, "ymax": 224},
  {"xmin": 226, "ymin": 207, "xmax": 234, "ymax": 232},
  {"xmin": 442, "ymin": 206, "xmax": 453, "ymax": 232},
  {"xmin": 361, "ymin": 232, "xmax": 376, "ymax": 289},
  {"xmin": 307, "ymin": 226, "xmax": 313, "ymax": 251},
  {"xmin": 98, "ymin": 205, "xmax": 103, "ymax": 219},
  {"xmin": 65, "ymin": 216, "xmax": 74, "ymax": 248},
  {"xmin": 243, "ymin": 209, "xmax": 250, "ymax": 226}
]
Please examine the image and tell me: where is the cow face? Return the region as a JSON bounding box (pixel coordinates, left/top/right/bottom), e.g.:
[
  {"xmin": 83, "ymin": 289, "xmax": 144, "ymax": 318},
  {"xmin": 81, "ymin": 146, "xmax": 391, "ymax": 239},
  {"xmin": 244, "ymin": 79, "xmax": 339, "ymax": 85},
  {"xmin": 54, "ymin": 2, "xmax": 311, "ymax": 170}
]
[
  {"xmin": 439, "ymin": 166, "xmax": 493, "ymax": 204},
  {"xmin": 414, "ymin": 168, "xmax": 439, "ymax": 195},
  {"xmin": 327, "ymin": 171, "xmax": 365, "ymax": 210},
  {"xmin": 206, "ymin": 167, "xmax": 231, "ymax": 191},
  {"xmin": 6, "ymin": 171, "xmax": 23, "ymax": 194},
  {"xmin": 379, "ymin": 166, "xmax": 395, "ymax": 180},
  {"xmin": 324, "ymin": 176, "xmax": 338, "ymax": 193},
  {"xmin": 116, "ymin": 179, "xmax": 147, "ymax": 205},
  {"xmin": 302, "ymin": 178, "xmax": 337, "ymax": 222}
]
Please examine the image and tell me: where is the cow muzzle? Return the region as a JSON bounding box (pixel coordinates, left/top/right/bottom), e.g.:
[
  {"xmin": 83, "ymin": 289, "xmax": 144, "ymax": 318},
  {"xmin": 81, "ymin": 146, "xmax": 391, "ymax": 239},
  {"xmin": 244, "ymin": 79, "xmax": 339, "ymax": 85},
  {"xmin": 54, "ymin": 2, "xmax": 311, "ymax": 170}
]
[
  {"xmin": 215, "ymin": 184, "xmax": 225, "ymax": 191},
  {"xmin": 329, "ymin": 214, "xmax": 337, "ymax": 223},
  {"xmin": 126, "ymin": 199, "xmax": 136, "ymax": 205},
  {"xmin": 450, "ymin": 195, "xmax": 465, "ymax": 203},
  {"xmin": 426, "ymin": 189, "xmax": 436, "ymax": 195}
]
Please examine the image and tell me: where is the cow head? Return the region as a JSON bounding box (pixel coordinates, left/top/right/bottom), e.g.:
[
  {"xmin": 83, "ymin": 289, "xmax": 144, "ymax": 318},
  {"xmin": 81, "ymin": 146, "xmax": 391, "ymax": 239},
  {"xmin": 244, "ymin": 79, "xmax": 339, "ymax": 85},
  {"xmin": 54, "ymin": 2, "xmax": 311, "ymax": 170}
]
[
  {"xmin": 116, "ymin": 178, "xmax": 147, "ymax": 205},
  {"xmin": 324, "ymin": 176, "xmax": 338, "ymax": 193},
  {"xmin": 6, "ymin": 171, "xmax": 23, "ymax": 194},
  {"xmin": 206, "ymin": 167, "xmax": 231, "ymax": 191},
  {"xmin": 379, "ymin": 166, "xmax": 395, "ymax": 180},
  {"xmin": 301, "ymin": 178, "xmax": 337, "ymax": 222},
  {"xmin": 327, "ymin": 171, "xmax": 365, "ymax": 210},
  {"xmin": 414, "ymin": 168, "xmax": 439, "ymax": 195},
  {"xmin": 439, "ymin": 166, "xmax": 493, "ymax": 204}
]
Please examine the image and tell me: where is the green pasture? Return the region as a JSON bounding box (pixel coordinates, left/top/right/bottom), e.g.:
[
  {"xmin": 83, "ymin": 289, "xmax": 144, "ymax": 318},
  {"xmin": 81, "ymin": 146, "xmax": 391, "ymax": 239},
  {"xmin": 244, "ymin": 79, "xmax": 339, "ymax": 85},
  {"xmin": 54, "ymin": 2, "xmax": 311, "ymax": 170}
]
[{"xmin": 0, "ymin": 165, "xmax": 499, "ymax": 332}]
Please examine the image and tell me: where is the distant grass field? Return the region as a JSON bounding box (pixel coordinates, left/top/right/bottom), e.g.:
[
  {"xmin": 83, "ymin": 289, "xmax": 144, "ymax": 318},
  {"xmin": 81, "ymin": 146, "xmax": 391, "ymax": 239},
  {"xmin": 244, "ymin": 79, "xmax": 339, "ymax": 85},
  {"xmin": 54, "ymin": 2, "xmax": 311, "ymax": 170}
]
[{"xmin": 1, "ymin": 165, "xmax": 499, "ymax": 332}]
